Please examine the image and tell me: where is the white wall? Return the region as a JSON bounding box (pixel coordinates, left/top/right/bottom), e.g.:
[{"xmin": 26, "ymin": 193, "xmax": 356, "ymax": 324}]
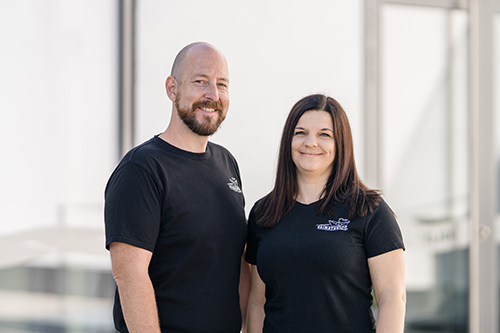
[
  {"xmin": 0, "ymin": 0, "xmax": 118, "ymax": 235},
  {"xmin": 135, "ymin": 0, "xmax": 364, "ymax": 212}
]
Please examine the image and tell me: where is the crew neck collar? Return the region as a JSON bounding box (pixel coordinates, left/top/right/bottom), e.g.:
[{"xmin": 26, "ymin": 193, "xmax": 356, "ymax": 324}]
[
  {"xmin": 152, "ymin": 135, "xmax": 211, "ymax": 160},
  {"xmin": 294, "ymin": 200, "xmax": 320, "ymax": 209}
]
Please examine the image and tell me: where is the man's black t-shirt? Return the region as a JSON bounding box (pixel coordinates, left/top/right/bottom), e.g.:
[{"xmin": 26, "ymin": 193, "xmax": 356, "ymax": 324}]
[
  {"xmin": 246, "ymin": 199, "xmax": 404, "ymax": 333},
  {"xmin": 105, "ymin": 136, "xmax": 247, "ymax": 333}
]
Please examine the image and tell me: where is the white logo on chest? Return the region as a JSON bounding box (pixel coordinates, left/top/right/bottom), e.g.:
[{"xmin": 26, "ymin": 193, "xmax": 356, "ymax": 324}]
[
  {"xmin": 227, "ymin": 177, "xmax": 242, "ymax": 193},
  {"xmin": 316, "ymin": 217, "xmax": 350, "ymax": 231}
]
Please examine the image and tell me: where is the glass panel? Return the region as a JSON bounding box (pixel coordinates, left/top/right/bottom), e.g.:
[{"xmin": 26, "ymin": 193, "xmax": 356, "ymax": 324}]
[
  {"xmin": 135, "ymin": 0, "xmax": 364, "ymax": 208},
  {"xmin": 0, "ymin": 1, "xmax": 118, "ymax": 332},
  {"xmin": 381, "ymin": 5, "xmax": 469, "ymax": 332}
]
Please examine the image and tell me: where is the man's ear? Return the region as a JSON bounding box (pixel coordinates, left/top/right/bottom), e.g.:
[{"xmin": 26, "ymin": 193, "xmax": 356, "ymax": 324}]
[{"xmin": 165, "ymin": 76, "xmax": 177, "ymax": 102}]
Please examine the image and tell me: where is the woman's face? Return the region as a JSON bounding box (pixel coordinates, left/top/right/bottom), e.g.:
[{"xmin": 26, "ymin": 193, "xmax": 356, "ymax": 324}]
[{"xmin": 291, "ymin": 110, "xmax": 335, "ymax": 180}]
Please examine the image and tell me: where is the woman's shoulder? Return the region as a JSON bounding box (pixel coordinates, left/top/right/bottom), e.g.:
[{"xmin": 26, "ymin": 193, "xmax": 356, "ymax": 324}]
[
  {"xmin": 249, "ymin": 197, "xmax": 267, "ymax": 218},
  {"xmin": 371, "ymin": 197, "xmax": 395, "ymax": 217}
]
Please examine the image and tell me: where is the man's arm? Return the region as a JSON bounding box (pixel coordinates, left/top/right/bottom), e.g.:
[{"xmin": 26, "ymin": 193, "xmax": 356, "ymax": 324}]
[{"xmin": 109, "ymin": 242, "xmax": 162, "ymax": 333}]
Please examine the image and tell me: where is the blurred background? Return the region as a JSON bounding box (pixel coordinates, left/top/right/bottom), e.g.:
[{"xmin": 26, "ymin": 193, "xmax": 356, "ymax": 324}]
[{"xmin": 0, "ymin": 0, "xmax": 499, "ymax": 332}]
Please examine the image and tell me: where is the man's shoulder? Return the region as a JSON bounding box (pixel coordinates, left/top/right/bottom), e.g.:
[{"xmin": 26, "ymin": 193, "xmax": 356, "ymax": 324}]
[
  {"xmin": 207, "ymin": 141, "xmax": 236, "ymax": 160},
  {"xmin": 111, "ymin": 137, "xmax": 171, "ymax": 178},
  {"xmin": 121, "ymin": 137, "xmax": 167, "ymax": 163},
  {"xmin": 207, "ymin": 140, "xmax": 229, "ymax": 152}
]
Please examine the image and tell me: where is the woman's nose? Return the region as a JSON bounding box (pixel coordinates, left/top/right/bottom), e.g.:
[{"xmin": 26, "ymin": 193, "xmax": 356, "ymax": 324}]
[{"xmin": 304, "ymin": 134, "xmax": 318, "ymax": 147}]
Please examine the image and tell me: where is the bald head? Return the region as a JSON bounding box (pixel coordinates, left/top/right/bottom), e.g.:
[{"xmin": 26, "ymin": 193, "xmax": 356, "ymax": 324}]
[
  {"xmin": 170, "ymin": 42, "xmax": 227, "ymax": 82},
  {"xmin": 163, "ymin": 42, "xmax": 230, "ymax": 139}
]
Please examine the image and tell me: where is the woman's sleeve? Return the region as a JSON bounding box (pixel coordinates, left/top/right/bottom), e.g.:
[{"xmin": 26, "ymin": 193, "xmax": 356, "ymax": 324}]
[
  {"xmin": 245, "ymin": 206, "xmax": 260, "ymax": 265},
  {"xmin": 364, "ymin": 199, "xmax": 405, "ymax": 258}
]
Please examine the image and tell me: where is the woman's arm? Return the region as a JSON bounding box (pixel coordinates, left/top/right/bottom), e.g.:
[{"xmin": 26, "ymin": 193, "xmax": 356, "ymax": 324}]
[
  {"xmin": 239, "ymin": 252, "xmax": 252, "ymax": 333},
  {"xmin": 368, "ymin": 248, "xmax": 406, "ymax": 333},
  {"xmin": 246, "ymin": 265, "xmax": 266, "ymax": 333}
]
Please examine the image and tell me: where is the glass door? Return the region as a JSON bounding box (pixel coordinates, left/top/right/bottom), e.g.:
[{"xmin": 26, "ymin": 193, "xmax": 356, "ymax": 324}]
[{"xmin": 379, "ymin": 3, "xmax": 470, "ymax": 332}]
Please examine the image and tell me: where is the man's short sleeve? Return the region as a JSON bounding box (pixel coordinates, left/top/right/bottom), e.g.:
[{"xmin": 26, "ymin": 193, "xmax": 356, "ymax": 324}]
[{"xmin": 104, "ymin": 162, "xmax": 163, "ymax": 252}]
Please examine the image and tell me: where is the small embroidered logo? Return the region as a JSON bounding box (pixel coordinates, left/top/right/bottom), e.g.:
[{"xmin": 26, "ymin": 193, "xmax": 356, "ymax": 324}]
[
  {"xmin": 316, "ymin": 218, "xmax": 351, "ymax": 231},
  {"xmin": 227, "ymin": 177, "xmax": 242, "ymax": 193}
]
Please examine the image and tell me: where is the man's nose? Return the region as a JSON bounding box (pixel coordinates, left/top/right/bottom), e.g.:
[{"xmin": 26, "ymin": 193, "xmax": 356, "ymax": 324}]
[{"xmin": 204, "ymin": 82, "xmax": 219, "ymax": 101}]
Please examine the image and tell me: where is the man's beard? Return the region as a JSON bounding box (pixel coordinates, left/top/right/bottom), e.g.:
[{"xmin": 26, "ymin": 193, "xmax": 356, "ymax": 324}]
[{"xmin": 175, "ymin": 94, "xmax": 226, "ymax": 136}]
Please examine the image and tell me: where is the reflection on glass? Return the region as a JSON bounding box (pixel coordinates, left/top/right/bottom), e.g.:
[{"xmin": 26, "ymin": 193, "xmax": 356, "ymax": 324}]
[
  {"xmin": 0, "ymin": 262, "xmax": 114, "ymax": 333},
  {"xmin": 381, "ymin": 5, "xmax": 469, "ymax": 332}
]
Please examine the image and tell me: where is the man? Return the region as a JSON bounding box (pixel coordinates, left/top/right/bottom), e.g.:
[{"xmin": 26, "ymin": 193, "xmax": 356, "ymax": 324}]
[{"xmin": 105, "ymin": 42, "xmax": 250, "ymax": 333}]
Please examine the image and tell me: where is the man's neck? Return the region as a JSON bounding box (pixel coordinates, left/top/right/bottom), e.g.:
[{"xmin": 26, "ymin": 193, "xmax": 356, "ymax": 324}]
[{"xmin": 159, "ymin": 123, "xmax": 209, "ymax": 153}]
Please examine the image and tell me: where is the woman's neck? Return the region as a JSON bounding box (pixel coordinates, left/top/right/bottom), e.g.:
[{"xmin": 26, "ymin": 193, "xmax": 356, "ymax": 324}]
[{"xmin": 295, "ymin": 173, "xmax": 329, "ymax": 204}]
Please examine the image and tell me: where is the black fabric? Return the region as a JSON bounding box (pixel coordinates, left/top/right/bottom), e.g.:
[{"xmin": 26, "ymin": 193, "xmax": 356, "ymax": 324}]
[
  {"xmin": 105, "ymin": 136, "xmax": 247, "ymax": 333},
  {"xmin": 246, "ymin": 199, "xmax": 404, "ymax": 333}
]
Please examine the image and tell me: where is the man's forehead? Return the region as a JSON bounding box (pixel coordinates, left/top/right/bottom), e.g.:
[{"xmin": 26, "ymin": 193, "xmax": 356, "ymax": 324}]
[
  {"xmin": 181, "ymin": 54, "xmax": 229, "ymax": 80},
  {"xmin": 189, "ymin": 72, "xmax": 229, "ymax": 81}
]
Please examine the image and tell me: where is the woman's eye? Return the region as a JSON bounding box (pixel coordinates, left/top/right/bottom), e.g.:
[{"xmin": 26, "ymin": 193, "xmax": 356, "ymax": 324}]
[
  {"xmin": 294, "ymin": 131, "xmax": 305, "ymax": 136},
  {"xmin": 320, "ymin": 133, "xmax": 332, "ymax": 138}
]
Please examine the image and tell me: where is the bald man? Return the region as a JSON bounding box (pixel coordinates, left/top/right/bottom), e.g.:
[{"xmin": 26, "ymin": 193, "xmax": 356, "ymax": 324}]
[{"xmin": 105, "ymin": 42, "xmax": 250, "ymax": 333}]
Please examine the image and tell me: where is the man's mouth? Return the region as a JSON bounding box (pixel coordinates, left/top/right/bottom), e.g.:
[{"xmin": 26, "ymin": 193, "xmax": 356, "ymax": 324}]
[
  {"xmin": 193, "ymin": 101, "xmax": 222, "ymax": 114},
  {"xmin": 199, "ymin": 107, "xmax": 217, "ymax": 113}
]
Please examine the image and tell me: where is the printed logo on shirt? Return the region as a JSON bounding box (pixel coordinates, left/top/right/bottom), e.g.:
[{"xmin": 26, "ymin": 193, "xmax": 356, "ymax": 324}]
[
  {"xmin": 227, "ymin": 177, "xmax": 242, "ymax": 193},
  {"xmin": 316, "ymin": 218, "xmax": 350, "ymax": 231}
]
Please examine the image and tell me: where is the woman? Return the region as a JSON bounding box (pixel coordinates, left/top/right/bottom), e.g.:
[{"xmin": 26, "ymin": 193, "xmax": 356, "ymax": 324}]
[{"xmin": 245, "ymin": 94, "xmax": 405, "ymax": 333}]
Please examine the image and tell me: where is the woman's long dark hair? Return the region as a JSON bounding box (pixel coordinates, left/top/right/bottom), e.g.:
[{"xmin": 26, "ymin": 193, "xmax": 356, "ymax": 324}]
[{"xmin": 255, "ymin": 94, "xmax": 382, "ymax": 228}]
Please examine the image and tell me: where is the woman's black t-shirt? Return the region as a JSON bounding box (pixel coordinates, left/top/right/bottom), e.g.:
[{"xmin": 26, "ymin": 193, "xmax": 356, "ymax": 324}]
[{"xmin": 246, "ymin": 199, "xmax": 404, "ymax": 333}]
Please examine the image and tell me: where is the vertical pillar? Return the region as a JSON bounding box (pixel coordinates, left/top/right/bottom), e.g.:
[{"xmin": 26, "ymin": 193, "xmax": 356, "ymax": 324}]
[
  {"xmin": 119, "ymin": 0, "xmax": 135, "ymax": 157},
  {"xmin": 469, "ymin": 1, "xmax": 497, "ymax": 332},
  {"xmin": 363, "ymin": 0, "xmax": 382, "ymax": 189}
]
